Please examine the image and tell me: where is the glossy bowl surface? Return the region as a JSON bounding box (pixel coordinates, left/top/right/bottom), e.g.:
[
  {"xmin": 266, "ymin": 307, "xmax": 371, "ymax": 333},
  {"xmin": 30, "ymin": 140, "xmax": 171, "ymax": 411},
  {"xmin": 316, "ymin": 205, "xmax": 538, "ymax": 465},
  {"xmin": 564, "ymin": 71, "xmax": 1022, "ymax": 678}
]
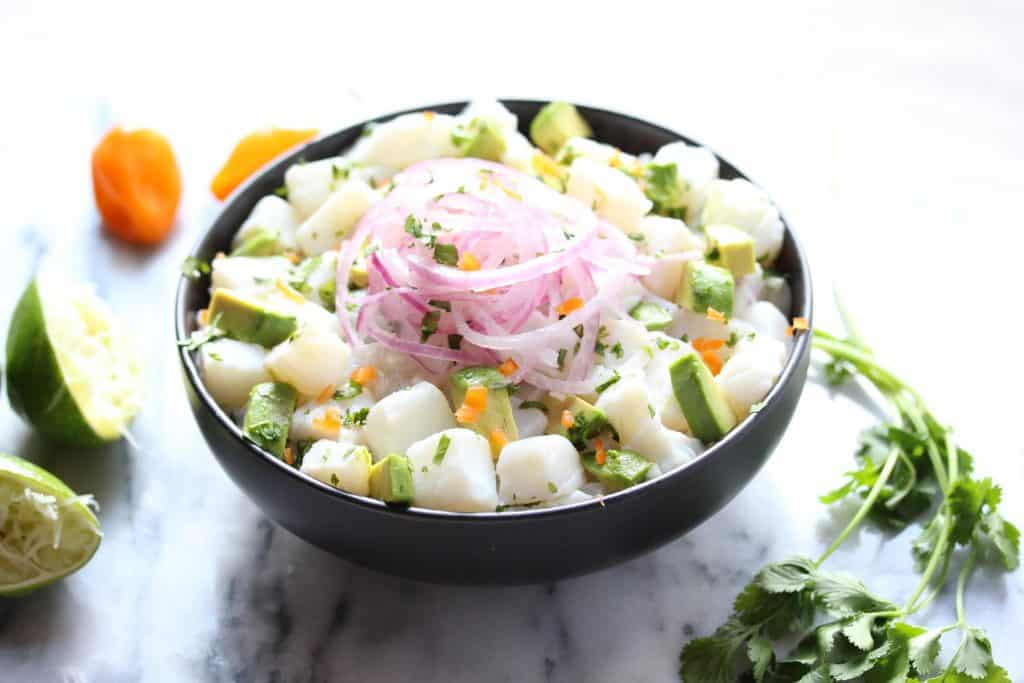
[{"xmin": 175, "ymin": 100, "xmax": 812, "ymax": 585}]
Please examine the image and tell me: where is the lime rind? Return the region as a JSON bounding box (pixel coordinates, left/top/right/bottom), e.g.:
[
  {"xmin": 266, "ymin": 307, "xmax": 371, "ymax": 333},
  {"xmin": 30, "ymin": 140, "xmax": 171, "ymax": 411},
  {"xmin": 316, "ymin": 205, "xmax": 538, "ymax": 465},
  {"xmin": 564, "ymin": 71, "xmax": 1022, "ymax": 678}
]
[
  {"xmin": 0, "ymin": 453, "xmax": 101, "ymax": 595},
  {"xmin": 6, "ymin": 275, "xmax": 142, "ymax": 447}
]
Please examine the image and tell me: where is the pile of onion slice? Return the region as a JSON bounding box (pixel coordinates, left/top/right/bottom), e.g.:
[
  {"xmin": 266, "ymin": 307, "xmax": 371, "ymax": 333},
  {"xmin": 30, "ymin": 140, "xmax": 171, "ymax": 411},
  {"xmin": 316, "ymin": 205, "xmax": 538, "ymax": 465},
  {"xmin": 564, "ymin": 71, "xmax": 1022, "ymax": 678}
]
[{"xmin": 336, "ymin": 158, "xmax": 650, "ymax": 394}]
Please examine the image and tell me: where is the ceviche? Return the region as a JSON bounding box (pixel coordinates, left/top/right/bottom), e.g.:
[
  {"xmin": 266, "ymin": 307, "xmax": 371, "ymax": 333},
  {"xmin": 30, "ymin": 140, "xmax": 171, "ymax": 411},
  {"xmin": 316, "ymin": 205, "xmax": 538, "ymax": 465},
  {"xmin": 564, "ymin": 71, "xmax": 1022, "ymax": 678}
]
[{"xmin": 185, "ymin": 100, "xmax": 800, "ymax": 513}]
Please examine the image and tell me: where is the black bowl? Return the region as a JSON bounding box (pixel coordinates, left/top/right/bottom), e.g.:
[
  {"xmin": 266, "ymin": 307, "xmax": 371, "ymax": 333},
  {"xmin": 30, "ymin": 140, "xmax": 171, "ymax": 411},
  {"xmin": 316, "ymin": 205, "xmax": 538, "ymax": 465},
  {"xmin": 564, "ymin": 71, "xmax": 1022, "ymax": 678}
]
[{"xmin": 175, "ymin": 100, "xmax": 812, "ymax": 585}]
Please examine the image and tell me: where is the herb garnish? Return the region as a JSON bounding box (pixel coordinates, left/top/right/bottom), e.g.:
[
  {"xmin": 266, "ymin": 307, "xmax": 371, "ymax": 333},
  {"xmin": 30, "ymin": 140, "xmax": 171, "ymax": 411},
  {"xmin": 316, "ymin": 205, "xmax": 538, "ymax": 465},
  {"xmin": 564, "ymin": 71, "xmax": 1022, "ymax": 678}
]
[
  {"xmin": 433, "ymin": 242, "xmax": 459, "ymax": 265},
  {"xmin": 428, "ymin": 299, "xmax": 451, "ymax": 311},
  {"xmin": 447, "ymin": 334, "xmax": 463, "ymax": 350},
  {"xmin": 433, "ymin": 434, "xmax": 451, "ymax": 464},
  {"xmin": 556, "ymin": 348, "xmax": 568, "ymax": 371},
  {"xmin": 342, "ymin": 407, "xmax": 369, "ymax": 427},
  {"xmin": 333, "ymin": 380, "xmax": 363, "ymax": 401},
  {"xmin": 181, "ymin": 256, "xmax": 211, "ymax": 280},
  {"xmin": 178, "ymin": 313, "xmax": 225, "ymax": 351},
  {"xmin": 679, "ymin": 316, "xmax": 1019, "ymax": 682},
  {"xmin": 595, "ymin": 371, "xmax": 621, "ymax": 394},
  {"xmin": 420, "ymin": 310, "xmax": 441, "ymax": 342},
  {"xmin": 610, "ymin": 342, "xmax": 624, "ymax": 359}
]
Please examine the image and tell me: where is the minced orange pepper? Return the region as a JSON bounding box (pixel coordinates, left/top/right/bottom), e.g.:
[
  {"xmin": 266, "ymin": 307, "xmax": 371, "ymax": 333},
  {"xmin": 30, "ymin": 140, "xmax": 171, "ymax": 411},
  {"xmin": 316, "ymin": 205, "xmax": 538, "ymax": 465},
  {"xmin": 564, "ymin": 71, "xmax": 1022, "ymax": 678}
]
[
  {"xmin": 787, "ymin": 317, "xmax": 809, "ymax": 336},
  {"xmin": 498, "ymin": 359, "xmax": 518, "ymax": 376},
  {"xmin": 458, "ymin": 252, "xmax": 481, "ymax": 271},
  {"xmin": 706, "ymin": 307, "xmax": 727, "ymax": 324},
  {"xmin": 92, "ymin": 127, "xmax": 181, "ymax": 246},
  {"xmin": 210, "ymin": 127, "xmax": 317, "ymax": 200},
  {"xmin": 561, "ymin": 410, "xmax": 575, "ymax": 429},
  {"xmin": 595, "ymin": 438, "xmax": 607, "ymax": 465},
  {"xmin": 312, "ymin": 407, "xmax": 342, "ymax": 435},
  {"xmin": 692, "ymin": 337, "xmax": 725, "ymax": 353},
  {"xmin": 701, "ymin": 350, "xmax": 724, "ymax": 376},
  {"xmin": 464, "ymin": 386, "xmax": 488, "ymax": 412},
  {"xmin": 351, "ymin": 366, "xmax": 377, "ymax": 385},
  {"xmin": 489, "ymin": 429, "xmax": 509, "ymax": 453},
  {"xmin": 556, "ymin": 297, "xmax": 583, "ymax": 316},
  {"xmin": 316, "ymin": 385, "xmax": 335, "ymax": 404},
  {"xmin": 455, "ymin": 404, "xmax": 480, "ymax": 424}
]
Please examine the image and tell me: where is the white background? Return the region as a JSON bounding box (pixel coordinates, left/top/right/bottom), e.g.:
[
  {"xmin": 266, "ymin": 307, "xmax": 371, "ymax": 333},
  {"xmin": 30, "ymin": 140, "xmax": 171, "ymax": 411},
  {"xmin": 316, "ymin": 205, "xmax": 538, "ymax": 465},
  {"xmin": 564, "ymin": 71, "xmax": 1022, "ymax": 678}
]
[{"xmin": 0, "ymin": 1, "xmax": 1021, "ymax": 681}]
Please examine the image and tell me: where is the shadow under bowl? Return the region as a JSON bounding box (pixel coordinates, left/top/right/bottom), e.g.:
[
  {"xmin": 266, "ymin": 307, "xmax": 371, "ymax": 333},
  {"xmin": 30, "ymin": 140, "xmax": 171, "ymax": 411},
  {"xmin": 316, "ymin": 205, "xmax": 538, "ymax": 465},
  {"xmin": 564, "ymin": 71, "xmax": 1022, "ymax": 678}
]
[{"xmin": 175, "ymin": 100, "xmax": 813, "ymax": 585}]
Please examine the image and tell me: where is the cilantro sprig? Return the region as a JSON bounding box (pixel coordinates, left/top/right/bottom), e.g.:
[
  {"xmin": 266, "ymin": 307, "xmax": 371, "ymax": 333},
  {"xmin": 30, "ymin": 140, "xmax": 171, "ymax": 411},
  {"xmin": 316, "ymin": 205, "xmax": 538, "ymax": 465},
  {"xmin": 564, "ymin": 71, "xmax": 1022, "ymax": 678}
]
[{"xmin": 680, "ymin": 309, "xmax": 1018, "ymax": 682}]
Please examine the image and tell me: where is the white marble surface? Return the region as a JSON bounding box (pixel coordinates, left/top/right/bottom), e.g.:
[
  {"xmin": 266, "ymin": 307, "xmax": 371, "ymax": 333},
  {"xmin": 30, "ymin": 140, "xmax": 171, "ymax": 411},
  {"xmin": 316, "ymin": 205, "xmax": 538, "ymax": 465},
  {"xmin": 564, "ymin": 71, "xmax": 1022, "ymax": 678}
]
[{"xmin": 1, "ymin": 1, "xmax": 1022, "ymax": 681}]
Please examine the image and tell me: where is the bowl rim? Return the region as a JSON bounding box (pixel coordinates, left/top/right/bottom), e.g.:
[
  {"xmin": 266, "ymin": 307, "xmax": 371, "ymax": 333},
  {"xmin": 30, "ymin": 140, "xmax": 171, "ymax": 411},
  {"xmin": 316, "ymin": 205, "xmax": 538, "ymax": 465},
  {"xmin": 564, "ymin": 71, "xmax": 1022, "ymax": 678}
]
[{"xmin": 175, "ymin": 98, "xmax": 813, "ymax": 522}]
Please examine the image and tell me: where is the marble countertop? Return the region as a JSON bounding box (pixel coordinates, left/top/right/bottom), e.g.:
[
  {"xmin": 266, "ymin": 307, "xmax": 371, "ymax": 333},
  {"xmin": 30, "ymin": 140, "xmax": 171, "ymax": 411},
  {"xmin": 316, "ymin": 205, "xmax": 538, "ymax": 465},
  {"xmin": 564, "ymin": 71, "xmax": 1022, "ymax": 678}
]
[{"xmin": 1, "ymin": 2, "xmax": 1022, "ymax": 681}]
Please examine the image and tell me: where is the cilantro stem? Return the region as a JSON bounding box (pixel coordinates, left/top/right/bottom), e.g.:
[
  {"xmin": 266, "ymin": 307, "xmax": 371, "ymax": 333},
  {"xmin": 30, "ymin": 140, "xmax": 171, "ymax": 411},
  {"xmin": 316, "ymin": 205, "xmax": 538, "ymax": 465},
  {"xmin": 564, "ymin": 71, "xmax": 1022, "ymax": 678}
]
[
  {"xmin": 956, "ymin": 548, "xmax": 977, "ymax": 626},
  {"xmin": 816, "ymin": 447, "xmax": 901, "ymax": 567},
  {"xmin": 904, "ymin": 508, "xmax": 952, "ymax": 613},
  {"xmin": 833, "ymin": 289, "xmax": 869, "ymax": 352},
  {"xmin": 894, "ymin": 393, "xmax": 950, "ymax": 494},
  {"xmin": 811, "ymin": 336, "xmax": 907, "ymax": 397}
]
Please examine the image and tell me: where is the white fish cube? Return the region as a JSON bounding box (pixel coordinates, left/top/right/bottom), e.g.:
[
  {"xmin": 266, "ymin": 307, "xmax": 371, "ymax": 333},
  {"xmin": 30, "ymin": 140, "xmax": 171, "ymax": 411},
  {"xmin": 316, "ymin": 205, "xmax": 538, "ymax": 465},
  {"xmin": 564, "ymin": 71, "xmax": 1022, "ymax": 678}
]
[
  {"xmin": 234, "ymin": 195, "xmax": 299, "ymax": 252},
  {"xmin": 717, "ymin": 336, "xmax": 787, "ymax": 418},
  {"xmin": 295, "ymin": 179, "xmax": 375, "ymax": 256},
  {"xmin": 264, "ymin": 325, "xmax": 352, "ymax": 397},
  {"xmin": 625, "ymin": 424, "xmax": 701, "ymax": 473},
  {"xmin": 211, "ymin": 256, "xmax": 291, "ymax": 294},
  {"xmin": 496, "ymin": 435, "xmax": 584, "ymax": 505},
  {"xmin": 364, "ymin": 381, "xmax": 456, "ymax": 461},
  {"xmin": 701, "ymin": 179, "xmax": 784, "ymax": 264},
  {"xmin": 559, "ymin": 137, "xmax": 640, "ymax": 171},
  {"xmin": 595, "ymin": 372, "xmax": 652, "ymax": 445},
  {"xmin": 407, "ymin": 428, "xmax": 497, "ymax": 512},
  {"xmin": 300, "ymin": 441, "xmax": 372, "ymax": 496},
  {"xmin": 284, "ymin": 157, "xmax": 350, "ymax": 220},
  {"xmin": 637, "ymin": 215, "xmax": 704, "ymax": 299},
  {"xmin": 741, "ymin": 301, "xmax": 791, "ymax": 345},
  {"xmin": 512, "ymin": 404, "xmax": 548, "ymax": 439},
  {"xmin": 348, "ymin": 112, "xmax": 459, "ymax": 170},
  {"xmin": 651, "ymin": 142, "xmax": 720, "ymax": 222},
  {"xmin": 290, "ymin": 388, "xmax": 376, "ymax": 443},
  {"xmin": 566, "ymin": 158, "xmax": 652, "ymax": 234},
  {"xmin": 199, "ymin": 338, "xmax": 272, "ymax": 411}
]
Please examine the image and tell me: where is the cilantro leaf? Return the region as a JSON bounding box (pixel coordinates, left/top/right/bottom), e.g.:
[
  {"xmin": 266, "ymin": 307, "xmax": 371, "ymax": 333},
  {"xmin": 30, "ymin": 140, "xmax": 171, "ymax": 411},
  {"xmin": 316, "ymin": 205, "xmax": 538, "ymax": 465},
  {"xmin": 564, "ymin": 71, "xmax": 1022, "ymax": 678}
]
[
  {"xmin": 181, "ymin": 256, "xmax": 211, "ymax": 280},
  {"xmin": 433, "ymin": 434, "xmax": 451, "ymax": 464},
  {"xmin": 678, "ymin": 618, "xmax": 750, "ymax": 683},
  {"xmin": 747, "ymin": 636, "xmax": 774, "ymax": 682},
  {"xmin": 907, "ymin": 626, "xmax": 943, "ymax": 678}
]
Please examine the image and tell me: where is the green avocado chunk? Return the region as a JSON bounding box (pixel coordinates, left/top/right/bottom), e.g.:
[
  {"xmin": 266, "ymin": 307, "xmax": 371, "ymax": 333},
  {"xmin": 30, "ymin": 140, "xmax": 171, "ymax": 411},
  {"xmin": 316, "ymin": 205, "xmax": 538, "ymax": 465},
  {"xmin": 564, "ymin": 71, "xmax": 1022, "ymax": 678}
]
[
  {"xmin": 369, "ymin": 454, "xmax": 414, "ymax": 504},
  {"xmin": 529, "ymin": 101, "xmax": 593, "ymax": 155},
  {"xmin": 243, "ymin": 382, "xmax": 297, "ymax": 457},
  {"xmin": 629, "ymin": 301, "xmax": 673, "ymax": 331},
  {"xmin": 704, "ymin": 224, "xmax": 756, "ymax": 277},
  {"xmin": 453, "ymin": 118, "xmax": 507, "ymax": 162},
  {"xmin": 582, "ymin": 449, "xmax": 652, "ymax": 491},
  {"xmin": 544, "ymin": 395, "xmax": 612, "ymax": 449},
  {"xmin": 676, "ymin": 259, "xmax": 735, "ymax": 318},
  {"xmin": 208, "ymin": 289, "xmax": 298, "ymax": 348},
  {"xmin": 449, "ymin": 366, "xmax": 518, "ymax": 455},
  {"xmin": 230, "ymin": 227, "xmax": 281, "ymax": 257},
  {"xmin": 668, "ymin": 351, "xmax": 737, "ymax": 443}
]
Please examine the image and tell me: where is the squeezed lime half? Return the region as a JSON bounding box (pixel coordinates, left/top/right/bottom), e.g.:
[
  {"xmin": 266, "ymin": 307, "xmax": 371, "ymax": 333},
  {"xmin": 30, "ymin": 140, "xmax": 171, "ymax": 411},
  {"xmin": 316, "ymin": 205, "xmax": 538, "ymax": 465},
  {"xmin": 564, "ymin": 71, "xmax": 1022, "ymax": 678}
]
[
  {"xmin": 0, "ymin": 453, "xmax": 102, "ymax": 595},
  {"xmin": 5, "ymin": 274, "xmax": 142, "ymax": 447}
]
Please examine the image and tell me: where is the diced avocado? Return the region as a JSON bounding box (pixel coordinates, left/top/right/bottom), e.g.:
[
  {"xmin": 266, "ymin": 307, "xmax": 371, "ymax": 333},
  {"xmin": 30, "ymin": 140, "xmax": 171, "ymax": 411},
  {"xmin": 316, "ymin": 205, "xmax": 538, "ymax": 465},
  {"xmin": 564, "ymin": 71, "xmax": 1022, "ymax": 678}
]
[
  {"xmin": 369, "ymin": 453, "xmax": 414, "ymax": 504},
  {"xmin": 317, "ymin": 277, "xmax": 337, "ymax": 312},
  {"xmin": 230, "ymin": 227, "xmax": 280, "ymax": 257},
  {"xmin": 668, "ymin": 351, "xmax": 737, "ymax": 443},
  {"xmin": 629, "ymin": 301, "xmax": 673, "ymax": 331},
  {"xmin": 581, "ymin": 449, "xmax": 651, "ymax": 491},
  {"xmin": 544, "ymin": 395, "xmax": 612, "ymax": 449},
  {"xmin": 705, "ymin": 224, "xmax": 756, "ymax": 277},
  {"xmin": 529, "ymin": 101, "xmax": 592, "ymax": 155},
  {"xmin": 676, "ymin": 260, "xmax": 735, "ymax": 318},
  {"xmin": 453, "ymin": 118, "xmax": 507, "ymax": 162},
  {"xmin": 449, "ymin": 366, "xmax": 518, "ymax": 455},
  {"xmin": 208, "ymin": 289, "xmax": 298, "ymax": 348},
  {"xmin": 349, "ymin": 256, "xmax": 369, "ymax": 289},
  {"xmin": 242, "ymin": 382, "xmax": 297, "ymax": 457}
]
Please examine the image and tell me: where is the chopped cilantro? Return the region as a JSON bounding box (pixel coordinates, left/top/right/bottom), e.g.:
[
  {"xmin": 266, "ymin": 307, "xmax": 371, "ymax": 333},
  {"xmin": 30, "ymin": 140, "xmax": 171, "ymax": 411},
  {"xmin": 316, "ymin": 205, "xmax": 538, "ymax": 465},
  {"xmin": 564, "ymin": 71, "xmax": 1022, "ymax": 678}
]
[
  {"xmin": 726, "ymin": 331, "xmax": 739, "ymax": 348},
  {"xmin": 447, "ymin": 334, "xmax": 463, "ymax": 350},
  {"xmin": 547, "ymin": 481, "xmax": 558, "ymax": 494},
  {"xmin": 428, "ymin": 299, "xmax": 451, "ymax": 311},
  {"xmin": 627, "ymin": 232, "xmax": 645, "ymax": 242},
  {"xmin": 519, "ymin": 400, "xmax": 547, "ymax": 413},
  {"xmin": 272, "ymin": 185, "xmax": 288, "ymax": 198},
  {"xmin": 573, "ymin": 324, "xmax": 584, "ymax": 338},
  {"xmin": 342, "ymin": 407, "xmax": 369, "ymax": 426},
  {"xmin": 330, "ymin": 473, "xmax": 340, "ymax": 486},
  {"xmin": 595, "ymin": 371, "xmax": 621, "ymax": 393},
  {"xmin": 179, "ymin": 313, "xmax": 225, "ymax": 351},
  {"xmin": 433, "ymin": 434, "xmax": 451, "ymax": 464},
  {"xmin": 433, "ymin": 242, "xmax": 459, "ymax": 265},
  {"xmin": 181, "ymin": 256, "xmax": 211, "ymax": 280},
  {"xmin": 420, "ymin": 310, "xmax": 441, "ymax": 342},
  {"xmin": 333, "ymin": 380, "xmax": 363, "ymax": 401},
  {"xmin": 556, "ymin": 348, "xmax": 568, "ymax": 371},
  {"xmin": 610, "ymin": 342, "xmax": 624, "ymax": 359}
]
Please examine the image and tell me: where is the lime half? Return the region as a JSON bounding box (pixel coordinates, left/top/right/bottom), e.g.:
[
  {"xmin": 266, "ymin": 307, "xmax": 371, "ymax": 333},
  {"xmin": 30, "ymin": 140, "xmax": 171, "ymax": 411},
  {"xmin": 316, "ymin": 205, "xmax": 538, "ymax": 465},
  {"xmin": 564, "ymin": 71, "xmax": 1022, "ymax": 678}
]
[
  {"xmin": 6, "ymin": 274, "xmax": 142, "ymax": 448},
  {"xmin": 0, "ymin": 453, "xmax": 102, "ymax": 595}
]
